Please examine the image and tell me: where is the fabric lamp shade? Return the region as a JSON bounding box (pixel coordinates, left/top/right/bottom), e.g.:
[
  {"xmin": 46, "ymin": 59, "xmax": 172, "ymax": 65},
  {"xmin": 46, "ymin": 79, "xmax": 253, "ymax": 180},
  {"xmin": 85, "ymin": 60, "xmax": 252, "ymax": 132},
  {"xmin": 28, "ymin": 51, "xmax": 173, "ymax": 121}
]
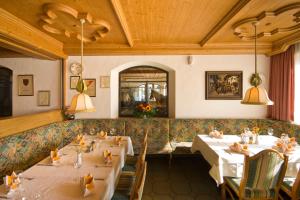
[
  {"xmin": 68, "ymin": 93, "xmax": 96, "ymax": 113},
  {"xmin": 241, "ymin": 86, "xmax": 274, "ymax": 105}
]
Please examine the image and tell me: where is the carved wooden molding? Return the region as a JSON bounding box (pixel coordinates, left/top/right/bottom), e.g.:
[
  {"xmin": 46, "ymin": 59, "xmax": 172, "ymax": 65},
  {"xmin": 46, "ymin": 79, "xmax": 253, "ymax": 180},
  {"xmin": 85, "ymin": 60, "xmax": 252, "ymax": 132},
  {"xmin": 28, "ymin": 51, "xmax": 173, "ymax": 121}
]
[
  {"xmin": 268, "ymin": 31, "xmax": 300, "ymax": 56},
  {"xmin": 40, "ymin": 3, "xmax": 111, "ymax": 43},
  {"xmin": 232, "ymin": 3, "xmax": 300, "ymax": 40}
]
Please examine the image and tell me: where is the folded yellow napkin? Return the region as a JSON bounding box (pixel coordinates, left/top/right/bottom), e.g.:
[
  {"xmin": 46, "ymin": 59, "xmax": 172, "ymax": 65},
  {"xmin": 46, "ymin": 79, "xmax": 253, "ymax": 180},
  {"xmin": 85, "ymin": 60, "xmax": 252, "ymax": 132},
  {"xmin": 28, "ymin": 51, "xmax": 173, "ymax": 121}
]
[
  {"xmin": 115, "ymin": 136, "xmax": 122, "ymax": 146},
  {"xmin": 50, "ymin": 148, "xmax": 60, "ymax": 164},
  {"xmin": 103, "ymin": 150, "xmax": 112, "ymax": 164},
  {"xmin": 98, "ymin": 131, "xmax": 107, "ymax": 139},
  {"xmin": 275, "ymin": 140, "xmax": 295, "ymax": 153},
  {"xmin": 80, "ymin": 173, "xmax": 95, "ymax": 197},
  {"xmin": 209, "ymin": 130, "xmax": 223, "ymax": 138},
  {"xmin": 229, "ymin": 142, "xmax": 249, "ymax": 154},
  {"xmin": 4, "ymin": 171, "xmax": 20, "ymax": 191}
]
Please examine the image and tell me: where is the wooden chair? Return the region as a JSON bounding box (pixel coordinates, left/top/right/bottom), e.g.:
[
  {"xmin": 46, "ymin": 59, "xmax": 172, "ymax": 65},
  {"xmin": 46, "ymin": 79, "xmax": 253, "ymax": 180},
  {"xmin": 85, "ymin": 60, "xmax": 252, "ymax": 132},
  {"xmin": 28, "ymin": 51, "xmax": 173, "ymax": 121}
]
[
  {"xmin": 124, "ymin": 129, "xmax": 148, "ymax": 171},
  {"xmin": 221, "ymin": 149, "xmax": 288, "ymax": 200},
  {"xmin": 112, "ymin": 161, "xmax": 147, "ymax": 200},
  {"xmin": 280, "ymin": 169, "xmax": 300, "ymax": 200}
]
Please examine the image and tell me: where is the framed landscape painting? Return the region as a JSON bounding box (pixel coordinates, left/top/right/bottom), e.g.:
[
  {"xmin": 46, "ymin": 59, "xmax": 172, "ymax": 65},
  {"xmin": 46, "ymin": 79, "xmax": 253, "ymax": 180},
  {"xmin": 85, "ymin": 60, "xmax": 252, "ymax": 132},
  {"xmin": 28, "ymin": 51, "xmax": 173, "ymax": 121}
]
[
  {"xmin": 84, "ymin": 79, "xmax": 96, "ymax": 97},
  {"xmin": 205, "ymin": 71, "xmax": 243, "ymax": 100}
]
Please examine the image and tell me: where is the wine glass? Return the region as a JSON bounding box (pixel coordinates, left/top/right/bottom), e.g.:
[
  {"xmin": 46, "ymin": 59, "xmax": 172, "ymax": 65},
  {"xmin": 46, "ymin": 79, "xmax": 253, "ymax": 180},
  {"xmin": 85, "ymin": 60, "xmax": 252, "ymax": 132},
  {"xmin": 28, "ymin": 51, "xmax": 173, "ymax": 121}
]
[{"xmin": 267, "ymin": 128, "xmax": 274, "ymax": 136}]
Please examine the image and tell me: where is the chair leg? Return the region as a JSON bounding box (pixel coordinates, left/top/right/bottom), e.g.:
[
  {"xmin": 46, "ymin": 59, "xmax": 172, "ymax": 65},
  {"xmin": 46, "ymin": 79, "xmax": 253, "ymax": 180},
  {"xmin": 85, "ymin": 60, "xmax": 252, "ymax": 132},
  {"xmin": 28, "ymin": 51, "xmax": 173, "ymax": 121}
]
[
  {"xmin": 169, "ymin": 152, "xmax": 172, "ymax": 168},
  {"xmin": 221, "ymin": 183, "xmax": 226, "ymax": 200}
]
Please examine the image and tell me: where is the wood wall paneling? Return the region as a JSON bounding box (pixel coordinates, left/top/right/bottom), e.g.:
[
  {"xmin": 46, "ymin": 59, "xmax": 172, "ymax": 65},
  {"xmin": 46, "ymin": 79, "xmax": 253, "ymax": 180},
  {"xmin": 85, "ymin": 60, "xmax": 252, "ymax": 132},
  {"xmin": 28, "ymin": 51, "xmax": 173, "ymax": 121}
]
[{"xmin": 0, "ymin": 110, "xmax": 64, "ymax": 138}]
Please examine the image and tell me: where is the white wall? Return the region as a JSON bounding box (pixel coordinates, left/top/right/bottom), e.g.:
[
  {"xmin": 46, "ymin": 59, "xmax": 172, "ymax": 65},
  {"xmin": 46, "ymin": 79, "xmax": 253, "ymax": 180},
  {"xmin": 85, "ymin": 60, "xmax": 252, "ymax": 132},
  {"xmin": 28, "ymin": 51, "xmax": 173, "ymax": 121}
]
[
  {"xmin": 0, "ymin": 58, "xmax": 61, "ymax": 116},
  {"xmin": 67, "ymin": 55, "xmax": 270, "ymax": 119}
]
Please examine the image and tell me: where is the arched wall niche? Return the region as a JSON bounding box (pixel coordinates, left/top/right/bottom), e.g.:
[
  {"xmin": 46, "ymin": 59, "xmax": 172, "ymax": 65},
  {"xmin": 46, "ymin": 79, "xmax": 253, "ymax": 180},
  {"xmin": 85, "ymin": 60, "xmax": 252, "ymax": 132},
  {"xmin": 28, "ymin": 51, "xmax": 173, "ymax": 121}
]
[
  {"xmin": 0, "ymin": 66, "xmax": 13, "ymax": 117},
  {"xmin": 110, "ymin": 61, "xmax": 175, "ymax": 118}
]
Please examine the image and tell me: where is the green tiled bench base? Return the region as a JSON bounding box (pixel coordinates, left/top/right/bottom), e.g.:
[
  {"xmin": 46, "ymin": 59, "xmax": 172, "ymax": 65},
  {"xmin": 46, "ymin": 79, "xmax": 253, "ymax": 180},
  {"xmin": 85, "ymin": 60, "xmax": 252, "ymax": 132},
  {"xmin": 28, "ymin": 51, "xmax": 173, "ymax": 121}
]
[{"xmin": 0, "ymin": 118, "xmax": 299, "ymax": 179}]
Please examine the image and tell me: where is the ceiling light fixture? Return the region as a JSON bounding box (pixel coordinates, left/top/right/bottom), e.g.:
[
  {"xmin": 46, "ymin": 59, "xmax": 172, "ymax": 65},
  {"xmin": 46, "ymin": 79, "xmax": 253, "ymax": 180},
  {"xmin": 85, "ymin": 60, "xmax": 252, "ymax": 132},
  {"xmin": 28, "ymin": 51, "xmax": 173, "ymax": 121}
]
[
  {"xmin": 241, "ymin": 23, "xmax": 274, "ymax": 105},
  {"xmin": 68, "ymin": 19, "xmax": 96, "ymax": 113}
]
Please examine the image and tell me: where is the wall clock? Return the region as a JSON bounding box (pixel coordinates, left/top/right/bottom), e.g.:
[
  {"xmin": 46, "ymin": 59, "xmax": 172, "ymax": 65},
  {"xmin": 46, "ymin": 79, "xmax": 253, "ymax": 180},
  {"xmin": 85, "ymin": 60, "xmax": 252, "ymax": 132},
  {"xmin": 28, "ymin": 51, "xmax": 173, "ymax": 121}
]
[{"xmin": 70, "ymin": 63, "xmax": 83, "ymax": 75}]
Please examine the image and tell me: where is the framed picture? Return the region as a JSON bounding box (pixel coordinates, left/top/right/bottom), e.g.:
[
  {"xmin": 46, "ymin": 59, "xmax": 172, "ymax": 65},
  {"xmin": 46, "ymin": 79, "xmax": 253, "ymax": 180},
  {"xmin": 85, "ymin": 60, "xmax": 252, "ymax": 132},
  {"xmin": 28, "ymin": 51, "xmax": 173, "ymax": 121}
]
[
  {"xmin": 100, "ymin": 76, "xmax": 110, "ymax": 88},
  {"xmin": 70, "ymin": 76, "xmax": 80, "ymax": 89},
  {"xmin": 37, "ymin": 90, "xmax": 50, "ymax": 106},
  {"xmin": 205, "ymin": 71, "xmax": 243, "ymax": 100},
  {"xmin": 18, "ymin": 75, "xmax": 34, "ymax": 96},
  {"xmin": 84, "ymin": 79, "xmax": 96, "ymax": 97}
]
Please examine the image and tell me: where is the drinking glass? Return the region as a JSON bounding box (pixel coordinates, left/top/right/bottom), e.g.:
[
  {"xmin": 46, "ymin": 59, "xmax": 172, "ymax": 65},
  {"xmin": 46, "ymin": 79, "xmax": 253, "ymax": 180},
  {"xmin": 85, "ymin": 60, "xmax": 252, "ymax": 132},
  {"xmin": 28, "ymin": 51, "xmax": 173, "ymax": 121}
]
[
  {"xmin": 267, "ymin": 128, "xmax": 274, "ymax": 136},
  {"xmin": 90, "ymin": 128, "xmax": 96, "ymax": 136},
  {"xmin": 110, "ymin": 128, "xmax": 116, "ymax": 136}
]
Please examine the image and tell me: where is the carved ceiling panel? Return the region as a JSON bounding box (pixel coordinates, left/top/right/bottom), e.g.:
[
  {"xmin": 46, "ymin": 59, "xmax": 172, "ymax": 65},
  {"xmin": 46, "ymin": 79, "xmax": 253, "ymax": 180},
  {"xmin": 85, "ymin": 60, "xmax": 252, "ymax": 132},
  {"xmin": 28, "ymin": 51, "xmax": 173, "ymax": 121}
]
[
  {"xmin": 39, "ymin": 3, "xmax": 111, "ymax": 43},
  {"xmin": 232, "ymin": 3, "xmax": 300, "ymax": 40}
]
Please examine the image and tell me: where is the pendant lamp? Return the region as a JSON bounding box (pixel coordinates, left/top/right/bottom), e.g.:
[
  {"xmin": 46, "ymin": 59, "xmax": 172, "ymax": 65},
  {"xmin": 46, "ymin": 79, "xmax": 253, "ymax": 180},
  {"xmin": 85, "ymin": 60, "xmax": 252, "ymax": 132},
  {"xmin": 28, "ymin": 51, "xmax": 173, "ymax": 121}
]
[
  {"xmin": 68, "ymin": 19, "xmax": 96, "ymax": 113},
  {"xmin": 241, "ymin": 23, "xmax": 274, "ymax": 105}
]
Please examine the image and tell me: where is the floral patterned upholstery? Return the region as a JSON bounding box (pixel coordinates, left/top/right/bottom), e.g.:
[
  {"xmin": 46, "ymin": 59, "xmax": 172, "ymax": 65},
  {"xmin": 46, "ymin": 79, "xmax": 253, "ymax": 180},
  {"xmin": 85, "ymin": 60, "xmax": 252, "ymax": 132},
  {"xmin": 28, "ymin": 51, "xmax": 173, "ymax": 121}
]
[
  {"xmin": 169, "ymin": 119, "xmax": 214, "ymax": 142},
  {"xmin": 0, "ymin": 119, "xmax": 83, "ymax": 180},
  {"xmin": 0, "ymin": 118, "xmax": 299, "ymax": 181},
  {"xmin": 124, "ymin": 118, "xmax": 171, "ymax": 154},
  {"xmin": 82, "ymin": 119, "xmax": 126, "ymax": 136}
]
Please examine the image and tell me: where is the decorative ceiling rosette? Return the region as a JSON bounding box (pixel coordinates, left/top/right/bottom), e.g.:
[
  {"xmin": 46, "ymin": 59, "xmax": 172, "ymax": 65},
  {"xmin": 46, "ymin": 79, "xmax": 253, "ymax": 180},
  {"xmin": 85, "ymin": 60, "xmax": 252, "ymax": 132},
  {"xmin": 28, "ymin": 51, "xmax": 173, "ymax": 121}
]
[
  {"xmin": 232, "ymin": 3, "xmax": 300, "ymax": 40},
  {"xmin": 39, "ymin": 3, "xmax": 111, "ymax": 42}
]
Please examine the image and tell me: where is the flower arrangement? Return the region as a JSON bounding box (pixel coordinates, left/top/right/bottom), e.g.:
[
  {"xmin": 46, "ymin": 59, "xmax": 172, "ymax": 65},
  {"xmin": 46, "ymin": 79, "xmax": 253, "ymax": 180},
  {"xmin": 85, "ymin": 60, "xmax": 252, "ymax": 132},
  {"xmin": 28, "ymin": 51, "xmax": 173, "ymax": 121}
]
[{"xmin": 134, "ymin": 102, "xmax": 156, "ymax": 118}]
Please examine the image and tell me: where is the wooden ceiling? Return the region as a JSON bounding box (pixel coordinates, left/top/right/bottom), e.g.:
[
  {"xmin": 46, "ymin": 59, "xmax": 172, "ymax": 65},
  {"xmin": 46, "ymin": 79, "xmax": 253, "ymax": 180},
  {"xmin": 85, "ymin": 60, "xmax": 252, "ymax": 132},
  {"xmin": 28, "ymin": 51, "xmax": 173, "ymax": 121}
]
[{"xmin": 0, "ymin": 0, "xmax": 300, "ymax": 56}]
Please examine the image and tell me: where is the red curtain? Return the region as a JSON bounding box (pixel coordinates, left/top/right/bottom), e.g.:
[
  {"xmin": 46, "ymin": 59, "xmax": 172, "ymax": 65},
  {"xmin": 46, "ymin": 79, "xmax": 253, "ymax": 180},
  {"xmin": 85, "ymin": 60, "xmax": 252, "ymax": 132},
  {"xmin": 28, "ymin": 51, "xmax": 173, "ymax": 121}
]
[{"xmin": 268, "ymin": 45, "xmax": 295, "ymax": 121}]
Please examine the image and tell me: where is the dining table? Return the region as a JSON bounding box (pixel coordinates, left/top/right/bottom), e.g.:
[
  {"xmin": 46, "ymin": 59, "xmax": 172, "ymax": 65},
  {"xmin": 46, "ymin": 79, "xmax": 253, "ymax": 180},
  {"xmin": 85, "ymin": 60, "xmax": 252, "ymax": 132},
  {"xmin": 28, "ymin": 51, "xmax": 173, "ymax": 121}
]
[
  {"xmin": 0, "ymin": 135, "xmax": 134, "ymax": 200},
  {"xmin": 191, "ymin": 134, "xmax": 300, "ymax": 185}
]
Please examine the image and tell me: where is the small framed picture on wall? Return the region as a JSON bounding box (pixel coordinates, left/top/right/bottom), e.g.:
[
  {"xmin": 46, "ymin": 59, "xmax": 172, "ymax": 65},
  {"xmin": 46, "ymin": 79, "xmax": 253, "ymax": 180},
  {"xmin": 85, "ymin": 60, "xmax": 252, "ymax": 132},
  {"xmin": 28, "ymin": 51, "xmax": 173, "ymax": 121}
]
[
  {"xmin": 70, "ymin": 76, "xmax": 80, "ymax": 89},
  {"xmin": 37, "ymin": 90, "xmax": 50, "ymax": 106},
  {"xmin": 84, "ymin": 79, "xmax": 96, "ymax": 97},
  {"xmin": 100, "ymin": 76, "xmax": 110, "ymax": 88},
  {"xmin": 18, "ymin": 75, "xmax": 34, "ymax": 96}
]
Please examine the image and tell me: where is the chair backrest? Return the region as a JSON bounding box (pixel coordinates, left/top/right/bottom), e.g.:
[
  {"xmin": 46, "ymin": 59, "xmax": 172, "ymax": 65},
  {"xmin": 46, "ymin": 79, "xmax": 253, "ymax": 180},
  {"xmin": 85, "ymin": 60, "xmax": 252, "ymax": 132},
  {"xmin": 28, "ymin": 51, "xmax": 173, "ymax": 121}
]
[
  {"xmin": 143, "ymin": 128, "xmax": 148, "ymax": 146},
  {"xmin": 136, "ymin": 141, "xmax": 147, "ymax": 170},
  {"xmin": 131, "ymin": 162, "xmax": 147, "ymax": 200},
  {"xmin": 292, "ymin": 169, "xmax": 300, "ymax": 199},
  {"xmin": 239, "ymin": 149, "xmax": 288, "ymax": 199}
]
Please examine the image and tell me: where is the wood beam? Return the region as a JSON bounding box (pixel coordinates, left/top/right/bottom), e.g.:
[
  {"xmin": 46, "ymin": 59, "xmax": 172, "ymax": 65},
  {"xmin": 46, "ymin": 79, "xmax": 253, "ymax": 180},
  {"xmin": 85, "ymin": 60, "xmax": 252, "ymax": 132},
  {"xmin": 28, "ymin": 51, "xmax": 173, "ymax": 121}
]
[
  {"xmin": 0, "ymin": 110, "xmax": 63, "ymax": 138},
  {"xmin": 199, "ymin": 0, "xmax": 251, "ymax": 46},
  {"xmin": 0, "ymin": 8, "xmax": 67, "ymax": 60},
  {"xmin": 110, "ymin": 0, "xmax": 134, "ymax": 47},
  {"xmin": 64, "ymin": 42, "xmax": 272, "ymax": 55}
]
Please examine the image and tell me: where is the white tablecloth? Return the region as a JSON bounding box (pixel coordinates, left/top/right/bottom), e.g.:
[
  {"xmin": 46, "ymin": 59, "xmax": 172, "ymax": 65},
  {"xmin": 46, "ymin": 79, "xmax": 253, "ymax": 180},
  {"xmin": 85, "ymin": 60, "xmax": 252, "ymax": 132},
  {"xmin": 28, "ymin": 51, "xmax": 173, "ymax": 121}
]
[
  {"xmin": 0, "ymin": 136, "xmax": 134, "ymax": 200},
  {"xmin": 191, "ymin": 135, "xmax": 300, "ymax": 185}
]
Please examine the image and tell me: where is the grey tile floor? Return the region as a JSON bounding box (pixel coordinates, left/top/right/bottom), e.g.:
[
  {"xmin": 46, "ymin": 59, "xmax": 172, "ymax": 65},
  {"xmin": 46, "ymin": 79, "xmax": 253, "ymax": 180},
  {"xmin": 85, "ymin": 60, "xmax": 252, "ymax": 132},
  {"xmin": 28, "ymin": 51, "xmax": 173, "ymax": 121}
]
[{"xmin": 142, "ymin": 156, "xmax": 221, "ymax": 200}]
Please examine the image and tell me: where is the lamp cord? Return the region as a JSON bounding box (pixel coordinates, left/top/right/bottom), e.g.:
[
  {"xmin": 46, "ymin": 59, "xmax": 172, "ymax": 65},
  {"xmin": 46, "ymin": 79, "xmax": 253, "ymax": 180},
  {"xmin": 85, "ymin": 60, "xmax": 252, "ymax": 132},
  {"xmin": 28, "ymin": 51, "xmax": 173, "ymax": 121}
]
[
  {"xmin": 254, "ymin": 23, "xmax": 257, "ymax": 74},
  {"xmin": 80, "ymin": 19, "xmax": 84, "ymax": 78}
]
